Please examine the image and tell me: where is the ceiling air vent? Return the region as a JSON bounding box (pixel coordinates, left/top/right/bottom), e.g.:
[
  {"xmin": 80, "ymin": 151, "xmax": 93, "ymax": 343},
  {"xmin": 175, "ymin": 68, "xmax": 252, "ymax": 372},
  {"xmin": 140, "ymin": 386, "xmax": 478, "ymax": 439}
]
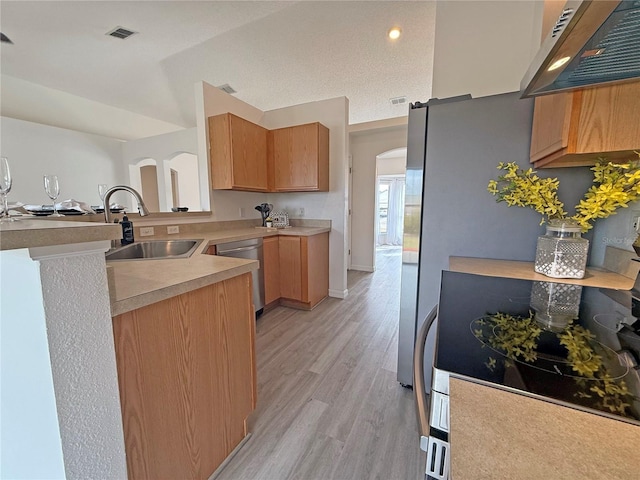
[
  {"xmin": 106, "ymin": 26, "xmax": 138, "ymax": 40},
  {"xmin": 390, "ymin": 96, "xmax": 408, "ymax": 106},
  {"xmin": 1, "ymin": 33, "xmax": 14, "ymax": 44},
  {"xmin": 217, "ymin": 84, "xmax": 237, "ymax": 94}
]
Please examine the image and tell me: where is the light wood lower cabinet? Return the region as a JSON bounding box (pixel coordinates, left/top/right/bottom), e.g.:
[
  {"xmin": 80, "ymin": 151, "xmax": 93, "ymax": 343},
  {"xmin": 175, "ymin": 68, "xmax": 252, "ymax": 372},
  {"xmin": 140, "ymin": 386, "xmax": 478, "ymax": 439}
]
[
  {"xmin": 263, "ymin": 236, "xmax": 280, "ymax": 305},
  {"xmin": 278, "ymin": 232, "xmax": 329, "ymax": 310},
  {"xmin": 112, "ymin": 273, "xmax": 257, "ymax": 480}
]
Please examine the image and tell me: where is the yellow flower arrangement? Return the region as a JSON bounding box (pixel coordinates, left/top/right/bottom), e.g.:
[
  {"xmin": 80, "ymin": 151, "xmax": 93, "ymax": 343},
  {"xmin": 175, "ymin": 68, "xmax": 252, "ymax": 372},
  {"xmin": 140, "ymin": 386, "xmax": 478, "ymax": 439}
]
[{"xmin": 487, "ymin": 155, "xmax": 640, "ymax": 232}]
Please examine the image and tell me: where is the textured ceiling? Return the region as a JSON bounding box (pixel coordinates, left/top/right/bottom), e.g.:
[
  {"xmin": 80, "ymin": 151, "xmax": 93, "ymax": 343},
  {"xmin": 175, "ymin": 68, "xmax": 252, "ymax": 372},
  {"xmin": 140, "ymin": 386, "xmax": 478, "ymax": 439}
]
[{"xmin": 1, "ymin": 1, "xmax": 436, "ymax": 131}]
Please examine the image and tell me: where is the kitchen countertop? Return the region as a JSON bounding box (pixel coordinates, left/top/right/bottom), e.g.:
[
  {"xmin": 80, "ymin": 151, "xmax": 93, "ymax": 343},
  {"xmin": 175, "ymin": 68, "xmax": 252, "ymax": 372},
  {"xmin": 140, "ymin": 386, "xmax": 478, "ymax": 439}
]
[
  {"xmin": 108, "ymin": 226, "xmax": 331, "ymax": 316},
  {"xmin": 147, "ymin": 225, "xmax": 331, "ymax": 244},
  {"xmin": 1, "ymin": 219, "xmax": 330, "ymax": 315},
  {"xmin": 449, "ymin": 377, "xmax": 640, "ymax": 479},
  {"xmin": 0, "ymin": 218, "xmax": 121, "ymax": 250}
]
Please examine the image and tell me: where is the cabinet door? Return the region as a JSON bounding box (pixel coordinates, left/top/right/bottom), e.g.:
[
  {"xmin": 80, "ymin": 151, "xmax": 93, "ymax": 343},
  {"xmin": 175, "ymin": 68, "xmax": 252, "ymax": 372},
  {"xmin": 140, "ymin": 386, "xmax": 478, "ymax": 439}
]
[
  {"xmin": 209, "ymin": 113, "xmax": 233, "ymax": 189},
  {"xmin": 209, "ymin": 113, "xmax": 268, "ymax": 191},
  {"xmin": 304, "ymin": 232, "xmax": 329, "ymax": 308},
  {"xmin": 278, "ymin": 236, "xmax": 302, "ymax": 301},
  {"xmin": 113, "ymin": 274, "xmax": 256, "ymax": 480},
  {"xmin": 263, "ymin": 236, "xmax": 280, "ymax": 304},
  {"xmin": 529, "ymin": 93, "xmax": 574, "ymax": 164},
  {"xmin": 574, "ymin": 83, "xmax": 640, "ymax": 155},
  {"xmin": 229, "ymin": 114, "xmax": 268, "ymax": 191},
  {"xmin": 270, "ymin": 123, "xmax": 329, "ymax": 192},
  {"xmin": 531, "ymin": 83, "xmax": 640, "ymax": 168}
]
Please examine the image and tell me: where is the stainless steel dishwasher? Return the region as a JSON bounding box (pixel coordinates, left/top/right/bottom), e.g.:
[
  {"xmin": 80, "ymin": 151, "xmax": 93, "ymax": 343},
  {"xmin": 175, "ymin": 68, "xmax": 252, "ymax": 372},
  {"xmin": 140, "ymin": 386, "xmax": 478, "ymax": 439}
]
[{"xmin": 216, "ymin": 238, "xmax": 264, "ymax": 315}]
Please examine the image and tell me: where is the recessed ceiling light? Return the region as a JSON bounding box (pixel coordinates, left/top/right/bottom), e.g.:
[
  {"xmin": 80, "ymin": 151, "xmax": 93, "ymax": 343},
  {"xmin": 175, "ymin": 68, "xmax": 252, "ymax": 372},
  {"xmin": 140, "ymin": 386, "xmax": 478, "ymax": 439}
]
[
  {"xmin": 547, "ymin": 56, "xmax": 571, "ymax": 71},
  {"xmin": 388, "ymin": 27, "xmax": 402, "ymax": 40}
]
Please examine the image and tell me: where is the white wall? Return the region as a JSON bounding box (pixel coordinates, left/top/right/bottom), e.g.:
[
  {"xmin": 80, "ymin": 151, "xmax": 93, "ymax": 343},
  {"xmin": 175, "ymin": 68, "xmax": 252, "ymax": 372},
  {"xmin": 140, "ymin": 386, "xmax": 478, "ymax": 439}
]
[
  {"xmin": 1, "ymin": 249, "xmax": 66, "ymax": 479},
  {"xmin": 166, "ymin": 153, "xmax": 201, "ymax": 211},
  {"xmin": 431, "ymin": 1, "xmax": 543, "ymax": 99},
  {"xmin": 1, "ymin": 242, "xmax": 128, "ymax": 480},
  {"xmin": 1, "ymin": 74, "xmax": 184, "ymax": 141},
  {"xmin": 0, "ymin": 116, "xmax": 131, "ymax": 207},
  {"xmin": 262, "ymin": 97, "xmax": 350, "ymax": 298},
  {"xmin": 377, "ymin": 154, "xmax": 406, "ymax": 176},
  {"xmin": 350, "ymin": 125, "xmax": 408, "ymax": 272},
  {"xmin": 194, "ymin": 81, "xmax": 266, "ymax": 219},
  {"xmin": 121, "ymin": 127, "xmax": 202, "ymax": 212}
]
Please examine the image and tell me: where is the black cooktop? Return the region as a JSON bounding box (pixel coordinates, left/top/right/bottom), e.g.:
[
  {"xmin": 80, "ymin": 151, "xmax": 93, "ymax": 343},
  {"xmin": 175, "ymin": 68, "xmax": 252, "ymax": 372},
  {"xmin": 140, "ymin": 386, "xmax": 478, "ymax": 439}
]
[{"xmin": 435, "ymin": 271, "xmax": 640, "ymax": 425}]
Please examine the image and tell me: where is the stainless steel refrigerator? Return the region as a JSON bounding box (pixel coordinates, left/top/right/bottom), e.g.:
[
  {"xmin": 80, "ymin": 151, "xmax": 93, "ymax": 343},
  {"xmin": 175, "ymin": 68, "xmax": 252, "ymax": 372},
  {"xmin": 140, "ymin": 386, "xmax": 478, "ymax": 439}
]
[{"xmin": 397, "ymin": 91, "xmax": 594, "ymax": 388}]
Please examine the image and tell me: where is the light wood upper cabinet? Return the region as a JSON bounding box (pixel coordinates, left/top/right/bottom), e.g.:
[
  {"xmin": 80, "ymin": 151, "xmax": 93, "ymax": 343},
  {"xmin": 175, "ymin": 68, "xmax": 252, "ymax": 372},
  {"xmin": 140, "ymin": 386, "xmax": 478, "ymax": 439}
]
[
  {"xmin": 530, "ymin": 82, "xmax": 640, "ymax": 168},
  {"xmin": 112, "ymin": 274, "xmax": 256, "ymax": 480},
  {"xmin": 209, "ymin": 115, "xmax": 330, "ymax": 192},
  {"xmin": 278, "ymin": 232, "xmax": 329, "ymax": 310},
  {"xmin": 529, "ymin": 1, "xmax": 640, "ymax": 168},
  {"xmin": 263, "ymin": 235, "xmax": 280, "ymax": 305},
  {"xmin": 209, "ymin": 113, "xmax": 268, "ymax": 191},
  {"xmin": 268, "ymin": 122, "xmax": 330, "ymax": 192}
]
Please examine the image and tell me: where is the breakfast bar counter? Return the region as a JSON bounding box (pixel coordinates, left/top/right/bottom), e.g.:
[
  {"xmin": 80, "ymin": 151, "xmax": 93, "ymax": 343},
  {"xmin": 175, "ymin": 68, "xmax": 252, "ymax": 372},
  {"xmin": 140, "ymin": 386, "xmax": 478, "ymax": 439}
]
[{"xmin": 0, "ymin": 218, "xmax": 120, "ymax": 250}]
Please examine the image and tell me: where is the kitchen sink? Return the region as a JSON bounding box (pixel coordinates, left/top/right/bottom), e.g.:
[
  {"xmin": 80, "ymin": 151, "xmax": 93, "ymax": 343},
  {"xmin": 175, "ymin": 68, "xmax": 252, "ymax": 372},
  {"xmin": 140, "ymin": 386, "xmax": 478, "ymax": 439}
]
[{"xmin": 105, "ymin": 239, "xmax": 203, "ymax": 261}]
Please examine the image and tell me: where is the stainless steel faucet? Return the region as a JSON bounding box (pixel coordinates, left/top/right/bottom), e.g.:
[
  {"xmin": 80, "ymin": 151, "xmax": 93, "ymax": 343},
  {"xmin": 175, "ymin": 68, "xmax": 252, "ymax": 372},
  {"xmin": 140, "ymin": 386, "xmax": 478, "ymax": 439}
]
[{"xmin": 103, "ymin": 185, "xmax": 150, "ymax": 223}]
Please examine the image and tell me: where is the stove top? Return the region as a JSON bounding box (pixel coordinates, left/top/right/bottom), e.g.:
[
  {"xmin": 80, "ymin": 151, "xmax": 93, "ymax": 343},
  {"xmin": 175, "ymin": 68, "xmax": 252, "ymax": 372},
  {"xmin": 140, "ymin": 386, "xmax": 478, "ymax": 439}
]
[{"xmin": 435, "ymin": 271, "xmax": 640, "ymax": 425}]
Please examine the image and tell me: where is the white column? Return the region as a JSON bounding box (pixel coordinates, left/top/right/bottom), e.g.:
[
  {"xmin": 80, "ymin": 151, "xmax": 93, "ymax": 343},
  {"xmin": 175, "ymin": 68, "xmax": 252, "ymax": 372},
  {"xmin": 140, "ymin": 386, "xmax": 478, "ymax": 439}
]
[{"xmin": 1, "ymin": 241, "xmax": 128, "ymax": 479}]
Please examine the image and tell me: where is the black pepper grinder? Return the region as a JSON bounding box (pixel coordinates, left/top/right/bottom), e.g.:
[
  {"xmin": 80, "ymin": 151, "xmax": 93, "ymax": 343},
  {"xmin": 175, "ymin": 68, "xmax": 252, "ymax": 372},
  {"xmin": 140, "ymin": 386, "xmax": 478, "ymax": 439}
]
[{"xmin": 120, "ymin": 213, "xmax": 134, "ymax": 245}]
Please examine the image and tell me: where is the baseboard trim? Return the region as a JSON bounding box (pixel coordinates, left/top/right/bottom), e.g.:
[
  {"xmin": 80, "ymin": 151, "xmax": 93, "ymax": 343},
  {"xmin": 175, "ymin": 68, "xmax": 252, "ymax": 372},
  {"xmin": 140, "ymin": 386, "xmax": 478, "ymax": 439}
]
[
  {"xmin": 329, "ymin": 288, "xmax": 349, "ymax": 299},
  {"xmin": 208, "ymin": 433, "xmax": 252, "ymax": 480},
  {"xmin": 349, "ymin": 265, "xmax": 375, "ymax": 272}
]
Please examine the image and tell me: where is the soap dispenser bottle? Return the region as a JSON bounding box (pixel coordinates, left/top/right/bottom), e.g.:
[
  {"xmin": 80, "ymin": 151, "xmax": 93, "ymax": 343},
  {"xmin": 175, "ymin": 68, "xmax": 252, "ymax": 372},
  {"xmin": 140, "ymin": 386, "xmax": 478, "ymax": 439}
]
[{"xmin": 120, "ymin": 213, "xmax": 134, "ymax": 245}]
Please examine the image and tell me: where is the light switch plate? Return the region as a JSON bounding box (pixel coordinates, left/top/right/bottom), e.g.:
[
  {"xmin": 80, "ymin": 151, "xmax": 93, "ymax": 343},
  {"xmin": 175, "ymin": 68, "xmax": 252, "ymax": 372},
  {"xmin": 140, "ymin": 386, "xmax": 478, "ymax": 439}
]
[
  {"xmin": 167, "ymin": 226, "xmax": 180, "ymax": 234},
  {"xmin": 140, "ymin": 227, "xmax": 155, "ymax": 237}
]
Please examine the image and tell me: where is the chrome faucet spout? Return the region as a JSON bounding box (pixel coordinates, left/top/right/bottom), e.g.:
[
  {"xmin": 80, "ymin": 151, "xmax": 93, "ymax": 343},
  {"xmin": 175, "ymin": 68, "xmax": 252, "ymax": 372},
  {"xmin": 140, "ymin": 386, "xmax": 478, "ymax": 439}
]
[{"xmin": 103, "ymin": 185, "xmax": 150, "ymax": 223}]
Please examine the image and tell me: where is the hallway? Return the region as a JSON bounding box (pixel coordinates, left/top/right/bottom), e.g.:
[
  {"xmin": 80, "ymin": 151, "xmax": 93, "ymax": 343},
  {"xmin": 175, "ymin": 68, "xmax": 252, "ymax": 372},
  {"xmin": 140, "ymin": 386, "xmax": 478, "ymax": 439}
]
[{"xmin": 216, "ymin": 246, "xmax": 423, "ymax": 480}]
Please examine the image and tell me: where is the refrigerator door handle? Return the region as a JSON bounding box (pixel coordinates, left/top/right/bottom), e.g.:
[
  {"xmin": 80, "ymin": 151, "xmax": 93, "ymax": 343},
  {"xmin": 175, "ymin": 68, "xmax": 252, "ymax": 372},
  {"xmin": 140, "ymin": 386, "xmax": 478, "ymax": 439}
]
[{"xmin": 413, "ymin": 304, "xmax": 438, "ymax": 452}]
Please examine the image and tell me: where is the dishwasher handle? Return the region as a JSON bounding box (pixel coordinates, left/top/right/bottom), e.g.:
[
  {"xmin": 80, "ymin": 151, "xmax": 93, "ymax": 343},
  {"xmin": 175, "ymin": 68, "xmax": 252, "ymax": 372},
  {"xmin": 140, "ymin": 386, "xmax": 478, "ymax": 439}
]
[
  {"xmin": 414, "ymin": 304, "xmax": 438, "ymax": 452},
  {"xmin": 217, "ymin": 245, "xmax": 260, "ymax": 255}
]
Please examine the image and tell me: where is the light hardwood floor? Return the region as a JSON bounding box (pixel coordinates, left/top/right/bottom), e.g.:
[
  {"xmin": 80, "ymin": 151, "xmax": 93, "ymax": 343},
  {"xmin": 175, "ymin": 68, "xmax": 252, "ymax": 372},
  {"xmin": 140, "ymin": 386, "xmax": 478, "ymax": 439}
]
[{"xmin": 216, "ymin": 246, "xmax": 424, "ymax": 480}]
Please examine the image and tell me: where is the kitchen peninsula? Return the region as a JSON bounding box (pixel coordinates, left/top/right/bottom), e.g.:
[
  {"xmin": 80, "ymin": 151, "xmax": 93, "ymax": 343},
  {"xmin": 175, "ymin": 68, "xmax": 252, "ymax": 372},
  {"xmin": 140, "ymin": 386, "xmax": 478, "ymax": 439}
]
[{"xmin": 1, "ymin": 218, "xmax": 330, "ymax": 479}]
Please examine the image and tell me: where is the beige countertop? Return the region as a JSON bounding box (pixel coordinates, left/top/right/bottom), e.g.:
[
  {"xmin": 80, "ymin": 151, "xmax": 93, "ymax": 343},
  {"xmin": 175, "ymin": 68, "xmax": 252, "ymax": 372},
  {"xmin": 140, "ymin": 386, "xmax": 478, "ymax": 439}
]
[
  {"xmin": 1, "ymin": 218, "xmax": 330, "ymax": 315},
  {"xmin": 148, "ymin": 225, "xmax": 331, "ymax": 244},
  {"xmin": 0, "ymin": 218, "xmax": 120, "ymax": 250},
  {"xmin": 449, "ymin": 377, "xmax": 640, "ymax": 480},
  {"xmin": 108, "ymin": 225, "xmax": 331, "ymax": 316}
]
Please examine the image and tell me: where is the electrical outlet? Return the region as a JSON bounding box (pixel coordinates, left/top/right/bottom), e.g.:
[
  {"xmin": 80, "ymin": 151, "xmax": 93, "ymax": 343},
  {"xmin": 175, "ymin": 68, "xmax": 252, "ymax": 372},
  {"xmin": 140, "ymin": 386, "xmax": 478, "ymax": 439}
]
[
  {"xmin": 298, "ymin": 207, "xmax": 305, "ymax": 217},
  {"xmin": 631, "ymin": 211, "xmax": 640, "ymax": 233},
  {"xmin": 167, "ymin": 226, "xmax": 180, "ymax": 234},
  {"xmin": 140, "ymin": 227, "xmax": 155, "ymax": 237}
]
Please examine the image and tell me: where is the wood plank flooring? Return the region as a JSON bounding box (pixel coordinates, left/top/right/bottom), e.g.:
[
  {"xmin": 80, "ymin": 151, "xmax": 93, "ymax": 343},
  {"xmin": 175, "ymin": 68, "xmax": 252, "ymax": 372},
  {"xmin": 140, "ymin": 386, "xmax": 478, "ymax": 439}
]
[{"xmin": 216, "ymin": 246, "xmax": 424, "ymax": 480}]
